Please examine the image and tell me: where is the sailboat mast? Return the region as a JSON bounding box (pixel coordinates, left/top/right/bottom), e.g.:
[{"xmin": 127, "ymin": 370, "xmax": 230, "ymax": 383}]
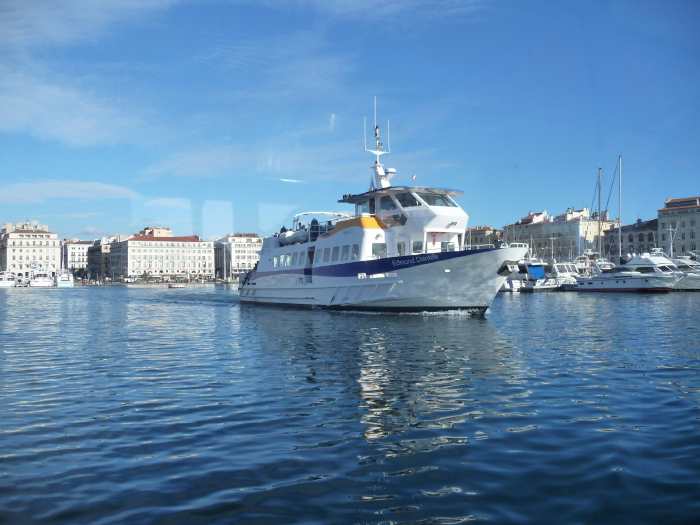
[
  {"xmin": 618, "ymin": 155, "xmax": 622, "ymax": 263},
  {"xmin": 597, "ymin": 168, "xmax": 602, "ymax": 256}
]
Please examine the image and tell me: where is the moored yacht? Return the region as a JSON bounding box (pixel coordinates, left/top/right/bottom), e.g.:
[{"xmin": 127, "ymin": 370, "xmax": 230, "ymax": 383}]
[
  {"xmin": 653, "ymin": 250, "xmax": 700, "ymax": 291},
  {"xmin": 0, "ymin": 271, "xmax": 17, "ymax": 288},
  {"xmin": 29, "ymin": 271, "xmax": 55, "ymax": 288},
  {"xmin": 575, "ymin": 252, "xmax": 678, "ymax": 292},
  {"xmin": 239, "ymin": 110, "xmax": 528, "ymax": 313},
  {"xmin": 55, "ymin": 270, "xmax": 75, "ymax": 288}
]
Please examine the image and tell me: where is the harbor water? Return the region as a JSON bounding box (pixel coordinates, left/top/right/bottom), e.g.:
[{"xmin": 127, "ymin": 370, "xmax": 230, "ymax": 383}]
[{"xmin": 1, "ymin": 287, "xmax": 699, "ymax": 524}]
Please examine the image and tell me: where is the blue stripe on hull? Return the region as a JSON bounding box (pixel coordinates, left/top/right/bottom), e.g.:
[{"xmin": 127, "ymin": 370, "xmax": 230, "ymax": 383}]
[{"xmin": 250, "ymin": 247, "xmax": 497, "ymax": 280}]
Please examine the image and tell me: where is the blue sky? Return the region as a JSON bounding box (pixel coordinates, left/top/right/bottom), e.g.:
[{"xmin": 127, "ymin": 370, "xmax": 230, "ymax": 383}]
[{"xmin": 1, "ymin": 0, "xmax": 698, "ymax": 239}]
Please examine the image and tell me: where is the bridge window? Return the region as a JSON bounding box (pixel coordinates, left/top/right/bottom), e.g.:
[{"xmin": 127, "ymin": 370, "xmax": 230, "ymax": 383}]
[
  {"xmin": 395, "ymin": 193, "xmax": 420, "ymax": 207},
  {"xmin": 331, "ymin": 246, "xmax": 340, "ymax": 262},
  {"xmin": 417, "ymin": 192, "xmax": 457, "ymax": 207},
  {"xmin": 412, "ymin": 240, "xmax": 423, "ymax": 254},
  {"xmin": 323, "ymin": 248, "xmax": 330, "ymax": 262},
  {"xmin": 397, "ymin": 242, "xmax": 406, "ymax": 256},
  {"xmin": 357, "ymin": 200, "xmax": 370, "ymax": 214},
  {"xmin": 351, "ymin": 244, "xmax": 360, "ymax": 260},
  {"xmin": 380, "ymin": 196, "xmax": 397, "ymax": 211},
  {"xmin": 341, "ymin": 245, "xmax": 350, "ymax": 261}
]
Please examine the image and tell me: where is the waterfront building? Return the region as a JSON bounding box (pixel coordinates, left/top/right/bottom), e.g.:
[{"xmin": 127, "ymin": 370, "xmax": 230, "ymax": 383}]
[
  {"xmin": 215, "ymin": 233, "xmax": 262, "ymax": 279},
  {"xmin": 0, "ymin": 222, "xmax": 61, "ymax": 277},
  {"xmin": 62, "ymin": 239, "xmax": 93, "ymax": 275},
  {"xmin": 87, "ymin": 235, "xmax": 125, "ymax": 281},
  {"xmin": 604, "ymin": 219, "xmax": 658, "ymax": 259},
  {"xmin": 466, "ymin": 226, "xmax": 502, "ymax": 248},
  {"xmin": 503, "ymin": 208, "xmax": 616, "ymax": 260},
  {"xmin": 657, "ymin": 196, "xmax": 699, "ymax": 257},
  {"xmin": 110, "ymin": 226, "xmax": 215, "ymax": 280}
]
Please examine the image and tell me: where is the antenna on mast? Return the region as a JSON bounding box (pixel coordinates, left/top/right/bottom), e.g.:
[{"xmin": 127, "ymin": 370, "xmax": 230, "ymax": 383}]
[
  {"xmin": 363, "ymin": 117, "xmax": 367, "ymax": 151},
  {"xmin": 386, "ymin": 120, "xmax": 391, "ymax": 153},
  {"xmin": 373, "ymin": 96, "xmax": 377, "ymax": 128}
]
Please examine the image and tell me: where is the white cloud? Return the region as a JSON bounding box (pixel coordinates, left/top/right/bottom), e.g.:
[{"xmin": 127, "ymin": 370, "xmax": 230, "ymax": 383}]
[
  {"xmin": 252, "ymin": 0, "xmax": 486, "ymax": 19},
  {"xmin": 0, "ymin": 181, "xmax": 140, "ymax": 203},
  {"xmin": 143, "ymin": 197, "xmax": 191, "ymax": 210},
  {"xmin": 329, "ymin": 113, "xmax": 336, "ymax": 132},
  {"xmin": 143, "ymin": 144, "xmax": 248, "ymax": 178},
  {"xmin": 0, "ymin": 0, "xmax": 178, "ymax": 48},
  {"xmin": 279, "ymin": 178, "xmax": 305, "ymax": 184},
  {"xmin": 0, "ymin": 64, "xmax": 147, "ymax": 147}
]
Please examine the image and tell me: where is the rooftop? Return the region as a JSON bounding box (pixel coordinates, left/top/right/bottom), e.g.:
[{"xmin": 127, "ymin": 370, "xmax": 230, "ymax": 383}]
[{"xmin": 129, "ymin": 235, "xmax": 202, "ymax": 243}]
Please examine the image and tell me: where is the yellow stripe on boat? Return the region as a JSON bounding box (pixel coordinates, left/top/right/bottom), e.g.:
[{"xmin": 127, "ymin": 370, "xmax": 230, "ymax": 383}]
[{"xmin": 325, "ymin": 216, "xmax": 385, "ymax": 236}]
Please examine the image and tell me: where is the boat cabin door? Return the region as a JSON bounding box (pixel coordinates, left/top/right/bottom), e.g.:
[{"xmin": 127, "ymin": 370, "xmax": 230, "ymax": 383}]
[{"xmin": 304, "ymin": 247, "xmax": 315, "ymax": 283}]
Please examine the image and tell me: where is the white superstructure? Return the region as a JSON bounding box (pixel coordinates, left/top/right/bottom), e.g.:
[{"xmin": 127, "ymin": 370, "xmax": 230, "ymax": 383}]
[
  {"xmin": 55, "ymin": 270, "xmax": 75, "ymax": 288},
  {"xmin": 239, "ymin": 108, "xmax": 528, "ymax": 313}
]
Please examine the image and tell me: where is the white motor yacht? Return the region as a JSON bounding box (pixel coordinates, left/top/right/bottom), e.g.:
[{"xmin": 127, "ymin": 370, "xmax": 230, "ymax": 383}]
[
  {"xmin": 239, "ymin": 112, "xmax": 528, "ymax": 314},
  {"xmin": 520, "ymin": 260, "xmax": 559, "ymax": 292},
  {"xmin": 29, "ymin": 271, "xmax": 55, "ymax": 288},
  {"xmin": 656, "ymin": 251, "xmax": 700, "ymax": 291},
  {"xmin": 575, "ymin": 253, "xmax": 678, "ymax": 292},
  {"xmin": 0, "ymin": 272, "xmax": 17, "ymax": 288},
  {"xmin": 55, "ymin": 271, "xmax": 75, "ymax": 288}
]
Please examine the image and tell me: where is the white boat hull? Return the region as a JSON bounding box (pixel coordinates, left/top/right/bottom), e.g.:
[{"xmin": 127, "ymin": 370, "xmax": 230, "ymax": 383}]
[
  {"xmin": 0, "ymin": 280, "xmax": 15, "ymax": 288},
  {"xmin": 575, "ymin": 273, "xmax": 676, "ymax": 292},
  {"xmin": 56, "ymin": 280, "xmax": 74, "ymax": 288},
  {"xmin": 674, "ymin": 273, "xmax": 700, "ymax": 291},
  {"xmin": 29, "ymin": 280, "xmax": 55, "ymax": 288},
  {"xmin": 240, "ymin": 246, "xmax": 527, "ymax": 313}
]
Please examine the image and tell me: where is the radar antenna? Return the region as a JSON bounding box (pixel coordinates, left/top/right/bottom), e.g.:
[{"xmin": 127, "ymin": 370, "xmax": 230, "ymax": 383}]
[{"xmin": 363, "ymin": 96, "xmax": 396, "ymax": 189}]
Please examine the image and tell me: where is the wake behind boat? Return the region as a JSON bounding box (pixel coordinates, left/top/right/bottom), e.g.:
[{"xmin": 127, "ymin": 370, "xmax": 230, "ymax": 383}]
[{"xmin": 238, "ymin": 106, "xmax": 528, "ymax": 313}]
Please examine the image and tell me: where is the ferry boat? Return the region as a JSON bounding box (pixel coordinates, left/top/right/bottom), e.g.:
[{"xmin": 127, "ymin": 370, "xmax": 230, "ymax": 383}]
[
  {"xmin": 29, "ymin": 271, "xmax": 55, "ymax": 288},
  {"xmin": 0, "ymin": 272, "xmax": 17, "ymax": 288},
  {"xmin": 239, "ymin": 115, "xmax": 528, "ymax": 314}
]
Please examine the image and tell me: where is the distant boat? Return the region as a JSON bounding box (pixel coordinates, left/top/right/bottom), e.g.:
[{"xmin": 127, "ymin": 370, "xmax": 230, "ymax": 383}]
[
  {"xmin": 168, "ymin": 283, "xmax": 186, "ymax": 289},
  {"xmin": 575, "ymin": 252, "xmax": 678, "ymax": 292},
  {"xmin": 29, "ymin": 271, "xmax": 55, "ymax": 288},
  {"xmin": 0, "ymin": 271, "xmax": 16, "ymax": 288},
  {"xmin": 55, "ymin": 271, "xmax": 74, "ymax": 288}
]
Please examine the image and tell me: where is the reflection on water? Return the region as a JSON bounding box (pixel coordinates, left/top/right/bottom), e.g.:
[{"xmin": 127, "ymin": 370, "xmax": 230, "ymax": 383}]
[{"xmin": 0, "ymin": 287, "xmax": 699, "ymax": 524}]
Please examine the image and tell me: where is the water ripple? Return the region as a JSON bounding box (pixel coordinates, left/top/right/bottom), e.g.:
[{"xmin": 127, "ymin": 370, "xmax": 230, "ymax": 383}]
[{"xmin": 1, "ymin": 287, "xmax": 699, "ymax": 524}]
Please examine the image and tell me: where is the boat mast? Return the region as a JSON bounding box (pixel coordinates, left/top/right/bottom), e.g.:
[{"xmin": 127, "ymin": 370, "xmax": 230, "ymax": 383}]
[
  {"xmin": 618, "ymin": 155, "xmax": 622, "ymax": 264},
  {"xmin": 597, "ymin": 168, "xmax": 602, "ymax": 257}
]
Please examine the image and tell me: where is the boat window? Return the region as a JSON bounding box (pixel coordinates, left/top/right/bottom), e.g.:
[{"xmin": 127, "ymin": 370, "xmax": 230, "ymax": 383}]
[
  {"xmin": 323, "ymin": 247, "xmax": 330, "ymax": 263},
  {"xmin": 273, "ymin": 256, "xmax": 278, "ymax": 268},
  {"xmin": 372, "ymin": 243, "xmax": 387, "ymax": 259},
  {"xmin": 357, "ymin": 200, "xmax": 370, "ymax": 214},
  {"xmin": 658, "ymin": 265, "xmax": 673, "ymax": 272},
  {"xmin": 677, "ymin": 263, "xmax": 690, "ymax": 270},
  {"xmin": 417, "ymin": 192, "xmax": 457, "ymax": 207},
  {"xmin": 292, "ymin": 252, "xmax": 298, "ymax": 266},
  {"xmin": 634, "ymin": 266, "xmax": 654, "ymax": 273},
  {"xmin": 395, "ymin": 192, "xmax": 420, "ymax": 207},
  {"xmin": 380, "ymin": 196, "xmax": 397, "ymax": 211},
  {"xmin": 369, "ymin": 199, "xmax": 376, "ymax": 214},
  {"xmin": 351, "ymin": 244, "xmax": 360, "ymax": 260},
  {"xmin": 307, "ymin": 251, "xmax": 314, "ymax": 265},
  {"xmin": 412, "ymin": 240, "xmax": 423, "ymax": 254},
  {"xmin": 331, "ymin": 246, "xmax": 340, "ymax": 262},
  {"xmin": 341, "ymin": 245, "xmax": 350, "ymax": 261},
  {"xmin": 397, "ymin": 241, "xmax": 406, "ymax": 256},
  {"xmin": 441, "ymin": 241, "xmax": 456, "ymax": 252}
]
